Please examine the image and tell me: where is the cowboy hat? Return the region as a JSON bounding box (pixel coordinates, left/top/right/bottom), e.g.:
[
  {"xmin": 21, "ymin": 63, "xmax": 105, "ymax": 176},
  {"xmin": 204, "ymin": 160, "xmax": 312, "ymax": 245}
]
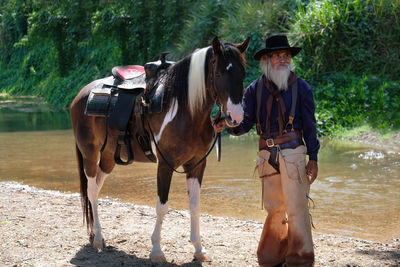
[{"xmin": 253, "ymin": 35, "xmax": 301, "ymax": 60}]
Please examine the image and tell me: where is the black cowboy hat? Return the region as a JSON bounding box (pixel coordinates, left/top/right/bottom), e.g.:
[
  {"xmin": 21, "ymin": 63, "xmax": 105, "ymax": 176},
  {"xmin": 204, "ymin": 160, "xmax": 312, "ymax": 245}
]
[{"xmin": 253, "ymin": 35, "xmax": 301, "ymax": 61}]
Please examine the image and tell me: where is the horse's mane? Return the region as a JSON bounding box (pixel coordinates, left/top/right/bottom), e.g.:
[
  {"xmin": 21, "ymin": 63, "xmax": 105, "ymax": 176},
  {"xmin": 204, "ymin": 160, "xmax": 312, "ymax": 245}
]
[
  {"xmin": 166, "ymin": 46, "xmax": 212, "ymax": 116},
  {"xmin": 188, "ymin": 47, "xmax": 209, "ymax": 116}
]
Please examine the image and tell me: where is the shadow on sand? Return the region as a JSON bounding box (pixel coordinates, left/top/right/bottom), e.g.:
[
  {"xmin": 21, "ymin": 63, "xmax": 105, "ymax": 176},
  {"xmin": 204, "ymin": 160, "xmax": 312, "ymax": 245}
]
[
  {"xmin": 70, "ymin": 244, "xmax": 204, "ymax": 267},
  {"xmin": 356, "ymin": 246, "xmax": 400, "ymax": 265}
]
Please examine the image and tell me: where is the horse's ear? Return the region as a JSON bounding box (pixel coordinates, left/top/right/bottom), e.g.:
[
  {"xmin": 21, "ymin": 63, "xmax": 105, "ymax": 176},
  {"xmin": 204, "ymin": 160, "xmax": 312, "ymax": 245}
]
[
  {"xmin": 235, "ymin": 37, "xmax": 250, "ymax": 53},
  {"xmin": 212, "ymin": 36, "xmax": 222, "ymax": 55}
]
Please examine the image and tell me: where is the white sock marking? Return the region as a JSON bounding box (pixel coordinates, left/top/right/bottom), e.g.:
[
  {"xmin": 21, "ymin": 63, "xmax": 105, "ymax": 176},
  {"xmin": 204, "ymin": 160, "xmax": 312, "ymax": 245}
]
[
  {"xmin": 151, "ymin": 198, "xmax": 169, "ymax": 252},
  {"xmin": 85, "ymin": 166, "xmax": 108, "ymax": 248},
  {"xmin": 187, "ymin": 178, "xmax": 202, "ymax": 253}
]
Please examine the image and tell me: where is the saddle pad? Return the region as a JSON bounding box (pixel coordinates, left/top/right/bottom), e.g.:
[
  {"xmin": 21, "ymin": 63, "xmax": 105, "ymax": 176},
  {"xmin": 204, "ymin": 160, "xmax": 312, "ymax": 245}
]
[
  {"xmin": 101, "ymin": 75, "xmax": 146, "ymax": 90},
  {"xmin": 113, "ymin": 65, "xmax": 145, "ymax": 80}
]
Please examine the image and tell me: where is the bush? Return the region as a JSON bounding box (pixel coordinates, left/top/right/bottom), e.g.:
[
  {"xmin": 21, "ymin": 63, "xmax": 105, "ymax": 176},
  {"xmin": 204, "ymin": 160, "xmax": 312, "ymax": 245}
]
[
  {"xmin": 218, "ymin": 0, "xmax": 294, "ymax": 86},
  {"xmin": 291, "ymin": 0, "xmax": 400, "ymax": 80},
  {"xmin": 172, "ymin": 0, "xmax": 230, "ymax": 59},
  {"xmin": 313, "ymin": 73, "xmax": 400, "ymax": 134}
]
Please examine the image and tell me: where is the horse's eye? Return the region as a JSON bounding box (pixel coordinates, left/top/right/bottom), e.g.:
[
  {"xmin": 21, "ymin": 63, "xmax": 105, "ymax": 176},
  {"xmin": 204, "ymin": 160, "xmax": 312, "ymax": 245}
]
[{"xmin": 215, "ymin": 72, "xmax": 222, "ymax": 78}]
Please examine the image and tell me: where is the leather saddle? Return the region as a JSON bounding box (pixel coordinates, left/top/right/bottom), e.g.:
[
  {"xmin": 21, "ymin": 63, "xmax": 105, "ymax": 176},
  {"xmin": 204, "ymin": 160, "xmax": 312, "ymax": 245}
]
[
  {"xmin": 84, "ymin": 54, "xmax": 175, "ymax": 166},
  {"xmin": 85, "ymin": 55, "xmax": 174, "ymax": 116},
  {"xmin": 102, "ymin": 65, "xmax": 147, "ymax": 90}
]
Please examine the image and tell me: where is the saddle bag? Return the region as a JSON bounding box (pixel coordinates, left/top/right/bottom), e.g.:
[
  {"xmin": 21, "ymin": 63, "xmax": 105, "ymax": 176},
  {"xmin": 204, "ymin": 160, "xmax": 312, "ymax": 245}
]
[{"xmin": 85, "ymin": 86, "xmax": 118, "ymax": 117}]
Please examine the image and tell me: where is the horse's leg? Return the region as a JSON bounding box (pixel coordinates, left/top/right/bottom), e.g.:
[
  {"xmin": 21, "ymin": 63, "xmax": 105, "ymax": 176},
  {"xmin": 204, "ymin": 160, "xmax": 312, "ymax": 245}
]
[
  {"xmin": 85, "ymin": 152, "xmax": 114, "ymax": 249},
  {"xmin": 149, "ymin": 162, "xmax": 173, "ymax": 263},
  {"xmin": 86, "ymin": 167, "xmax": 107, "ymax": 249},
  {"xmin": 184, "ymin": 160, "xmax": 211, "ymax": 262}
]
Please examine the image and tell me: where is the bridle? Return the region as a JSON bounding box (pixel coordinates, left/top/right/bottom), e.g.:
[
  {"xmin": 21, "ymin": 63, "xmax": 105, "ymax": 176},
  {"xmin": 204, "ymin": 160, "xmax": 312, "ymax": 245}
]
[
  {"xmin": 209, "ymin": 42, "xmax": 246, "ymax": 122},
  {"xmin": 208, "ymin": 42, "xmax": 233, "ymax": 111}
]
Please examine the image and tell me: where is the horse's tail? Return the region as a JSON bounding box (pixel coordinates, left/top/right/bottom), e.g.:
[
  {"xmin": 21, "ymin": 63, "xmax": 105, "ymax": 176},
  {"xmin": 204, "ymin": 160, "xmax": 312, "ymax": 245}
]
[{"xmin": 75, "ymin": 144, "xmax": 93, "ymax": 231}]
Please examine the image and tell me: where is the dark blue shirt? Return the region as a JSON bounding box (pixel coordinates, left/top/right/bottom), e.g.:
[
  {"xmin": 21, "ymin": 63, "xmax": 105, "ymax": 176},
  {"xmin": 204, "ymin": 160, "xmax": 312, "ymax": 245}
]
[{"xmin": 227, "ymin": 76, "xmax": 320, "ymax": 161}]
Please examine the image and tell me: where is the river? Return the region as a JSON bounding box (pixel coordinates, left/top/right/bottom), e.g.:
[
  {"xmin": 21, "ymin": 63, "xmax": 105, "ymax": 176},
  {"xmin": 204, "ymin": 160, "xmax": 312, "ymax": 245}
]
[{"xmin": 0, "ymin": 95, "xmax": 399, "ymax": 242}]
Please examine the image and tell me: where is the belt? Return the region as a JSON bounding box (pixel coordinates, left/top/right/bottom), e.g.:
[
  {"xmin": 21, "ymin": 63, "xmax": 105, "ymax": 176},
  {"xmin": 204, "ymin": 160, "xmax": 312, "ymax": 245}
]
[{"xmin": 259, "ymin": 130, "xmax": 303, "ymax": 151}]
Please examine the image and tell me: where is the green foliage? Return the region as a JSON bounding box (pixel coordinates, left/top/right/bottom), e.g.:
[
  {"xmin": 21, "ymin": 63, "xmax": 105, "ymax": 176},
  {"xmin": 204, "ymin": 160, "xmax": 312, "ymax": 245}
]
[
  {"xmin": 0, "ymin": 0, "xmax": 196, "ymax": 105},
  {"xmin": 218, "ymin": 0, "xmax": 293, "ymax": 86},
  {"xmin": 172, "ymin": 0, "xmax": 229, "ymax": 59},
  {"xmin": 91, "ymin": 5, "xmax": 135, "ymax": 65},
  {"xmin": 0, "ymin": 0, "xmax": 31, "ymax": 52},
  {"xmin": 313, "ymin": 73, "xmax": 400, "ymax": 135},
  {"xmin": 27, "ymin": 0, "xmax": 95, "ymax": 76},
  {"xmin": 291, "ymin": 0, "xmax": 400, "ymax": 80}
]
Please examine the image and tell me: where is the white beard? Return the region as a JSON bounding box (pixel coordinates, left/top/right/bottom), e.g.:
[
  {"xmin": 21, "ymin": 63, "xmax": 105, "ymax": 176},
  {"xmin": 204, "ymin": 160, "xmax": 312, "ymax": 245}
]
[{"xmin": 260, "ymin": 59, "xmax": 292, "ymax": 91}]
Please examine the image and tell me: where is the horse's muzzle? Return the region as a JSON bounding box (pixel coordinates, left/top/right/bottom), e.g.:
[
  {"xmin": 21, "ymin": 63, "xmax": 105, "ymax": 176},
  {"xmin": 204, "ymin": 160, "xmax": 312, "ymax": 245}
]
[
  {"xmin": 225, "ymin": 115, "xmax": 240, "ymax": 127},
  {"xmin": 225, "ymin": 98, "xmax": 244, "ymax": 127}
]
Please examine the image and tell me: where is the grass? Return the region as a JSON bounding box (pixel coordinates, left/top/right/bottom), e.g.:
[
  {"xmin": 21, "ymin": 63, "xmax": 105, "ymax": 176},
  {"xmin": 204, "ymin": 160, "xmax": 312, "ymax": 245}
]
[{"xmin": 331, "ymin": 124, "xmax": 398, "ymax": 142}]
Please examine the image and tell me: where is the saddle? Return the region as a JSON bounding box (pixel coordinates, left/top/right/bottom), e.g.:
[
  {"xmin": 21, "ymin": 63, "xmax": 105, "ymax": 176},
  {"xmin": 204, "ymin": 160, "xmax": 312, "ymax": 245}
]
[{"xmin": 84, "ymin": 55, "xmax": 174, "ymax": 165}]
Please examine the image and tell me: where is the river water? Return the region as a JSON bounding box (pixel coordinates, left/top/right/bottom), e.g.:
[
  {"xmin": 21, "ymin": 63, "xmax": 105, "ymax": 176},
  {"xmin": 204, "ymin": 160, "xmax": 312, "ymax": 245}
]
[{"xmin": 0, "ymin": 95, "xmax": 399, "ymax": 242}]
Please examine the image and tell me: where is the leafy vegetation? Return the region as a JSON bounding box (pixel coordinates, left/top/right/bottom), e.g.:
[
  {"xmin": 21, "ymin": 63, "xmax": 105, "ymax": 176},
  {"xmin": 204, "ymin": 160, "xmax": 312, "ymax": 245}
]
[
  {"xmin": 312, "ymin": 74, "xmax": 400, "ymax": 135},
  {"xmin": 0, "ymin": 0, "xmax": 399, "ymax": 135},
  {"xmin": 290, "ymin": 0, "xmax": 400, "ymax": 134}
]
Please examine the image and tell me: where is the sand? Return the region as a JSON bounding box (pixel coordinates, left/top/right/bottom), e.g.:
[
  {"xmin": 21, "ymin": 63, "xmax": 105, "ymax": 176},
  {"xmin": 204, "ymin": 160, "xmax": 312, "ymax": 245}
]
[{"xmin": 0, "ymin": 182, "xmax": 399, "ymax": 267}]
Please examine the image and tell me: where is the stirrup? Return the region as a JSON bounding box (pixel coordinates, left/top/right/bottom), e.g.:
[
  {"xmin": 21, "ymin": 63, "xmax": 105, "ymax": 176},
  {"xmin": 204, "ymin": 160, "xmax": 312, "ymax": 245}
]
[{"xmin": 114, "ymin": 133, "xmax": 134, "ymax": 165}]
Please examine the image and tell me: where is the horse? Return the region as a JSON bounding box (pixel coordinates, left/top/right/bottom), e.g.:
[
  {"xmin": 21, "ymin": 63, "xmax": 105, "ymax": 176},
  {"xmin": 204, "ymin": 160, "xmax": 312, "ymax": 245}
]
[{"xmin": 70, "ymin": 36, "xmax": 250, "ymax": 263}]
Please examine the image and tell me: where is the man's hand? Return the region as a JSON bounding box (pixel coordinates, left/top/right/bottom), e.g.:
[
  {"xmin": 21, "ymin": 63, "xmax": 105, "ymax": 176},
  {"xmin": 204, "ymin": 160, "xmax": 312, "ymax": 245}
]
[
  {"xmin": 212, "ymin": 120, "xmax": 226, "ymax": 133},
  {"xmin": 306, "ymin": 160, "xmax": 318, "ymax": 184}
]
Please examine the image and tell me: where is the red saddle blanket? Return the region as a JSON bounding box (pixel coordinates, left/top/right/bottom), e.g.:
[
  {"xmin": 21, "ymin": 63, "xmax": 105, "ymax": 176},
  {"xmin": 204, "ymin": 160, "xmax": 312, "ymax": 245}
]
[{"xmin": 113, "ymin": 65, "xmax": 145, "ymax": 80}]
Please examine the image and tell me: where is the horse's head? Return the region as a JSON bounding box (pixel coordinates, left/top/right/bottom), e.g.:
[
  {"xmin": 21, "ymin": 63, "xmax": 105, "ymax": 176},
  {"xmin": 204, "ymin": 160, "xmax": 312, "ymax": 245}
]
[{"xmin": 211, "ymin": 37, "xmax": 250, "ymax": 127}]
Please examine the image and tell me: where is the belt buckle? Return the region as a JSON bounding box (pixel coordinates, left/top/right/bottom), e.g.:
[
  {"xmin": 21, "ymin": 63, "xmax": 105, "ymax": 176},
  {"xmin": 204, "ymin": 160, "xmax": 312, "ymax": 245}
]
[{"xmin": 266, "ymin": 138, "xmax": 275, "ymax": 148}]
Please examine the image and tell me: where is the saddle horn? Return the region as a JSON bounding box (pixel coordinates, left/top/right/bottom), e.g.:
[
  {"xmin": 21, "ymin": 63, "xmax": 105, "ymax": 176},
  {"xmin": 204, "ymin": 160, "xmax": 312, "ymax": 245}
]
[{"xmin": 159, "ymin": 52, "xmax": 170, "ymax": 64}]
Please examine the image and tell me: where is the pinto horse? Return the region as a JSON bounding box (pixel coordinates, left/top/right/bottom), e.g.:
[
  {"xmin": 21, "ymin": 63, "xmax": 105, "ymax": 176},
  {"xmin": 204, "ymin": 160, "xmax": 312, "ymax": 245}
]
[{"xmin": 70, "ymin": 37, "xmax": 249, "ymax": 262}]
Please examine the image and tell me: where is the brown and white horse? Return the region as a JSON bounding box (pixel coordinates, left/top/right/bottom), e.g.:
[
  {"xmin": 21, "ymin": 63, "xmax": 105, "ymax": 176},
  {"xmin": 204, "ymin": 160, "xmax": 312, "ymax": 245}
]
[{"xmin": 70, "ymin": 37, "xmax": 249, "ymax": 262}]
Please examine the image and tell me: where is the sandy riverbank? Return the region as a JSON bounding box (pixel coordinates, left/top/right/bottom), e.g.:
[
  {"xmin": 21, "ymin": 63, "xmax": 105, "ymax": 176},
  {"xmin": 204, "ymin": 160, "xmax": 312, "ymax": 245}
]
[
  {"xmin": 341, "ymin": 129, "xmax": 400, "ymax": 153},
  {"xmin": 0, "ymin": 182, "xmax": 399, "ymax": 267}
]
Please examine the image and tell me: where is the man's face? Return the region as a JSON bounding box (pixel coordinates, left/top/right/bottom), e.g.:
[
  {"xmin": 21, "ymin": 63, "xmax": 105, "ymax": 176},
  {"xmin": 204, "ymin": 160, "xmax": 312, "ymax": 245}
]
[
  {"xmin": 268, "ymin": 50, "xmax": 292, "ymax": 70},
  {"xmin": 259, "ymin": 50, "xmax": 292, "ymax": 91}
]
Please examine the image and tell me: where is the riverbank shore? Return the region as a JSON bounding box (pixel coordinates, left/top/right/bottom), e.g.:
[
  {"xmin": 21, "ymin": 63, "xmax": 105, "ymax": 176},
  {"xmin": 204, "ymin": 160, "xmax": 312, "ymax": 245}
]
[
  {"xmin": 339, "ymin": 127, "xmax": 400, "ymax": 153},
  {"xmin": 0, "ymin": 182, "xmax": 399, "ymax": 266}
]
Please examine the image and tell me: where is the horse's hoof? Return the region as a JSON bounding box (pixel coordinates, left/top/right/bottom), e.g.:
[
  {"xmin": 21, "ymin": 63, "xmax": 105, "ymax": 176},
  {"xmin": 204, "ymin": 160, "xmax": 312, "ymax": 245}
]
[
  {"xmin": 90, "ymin": 236, "xmax": 105, "ymax": 250},
  {"xmin": 150, "ymin": 249, "xmax": 167, "ymax": 263},
  {"xmin": 93, "ymin": 238, "xmax": 105, "ymax": 249},
  {"xmin": 194, "ymin": 251, "xmax": 212, "ymax": 262}
]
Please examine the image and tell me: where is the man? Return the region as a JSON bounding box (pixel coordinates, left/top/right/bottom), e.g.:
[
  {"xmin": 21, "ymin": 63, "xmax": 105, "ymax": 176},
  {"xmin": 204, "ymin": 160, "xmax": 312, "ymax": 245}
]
[{"xmin": 214, "ymin": 35, "xmax": 319, "ymax": 266}]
